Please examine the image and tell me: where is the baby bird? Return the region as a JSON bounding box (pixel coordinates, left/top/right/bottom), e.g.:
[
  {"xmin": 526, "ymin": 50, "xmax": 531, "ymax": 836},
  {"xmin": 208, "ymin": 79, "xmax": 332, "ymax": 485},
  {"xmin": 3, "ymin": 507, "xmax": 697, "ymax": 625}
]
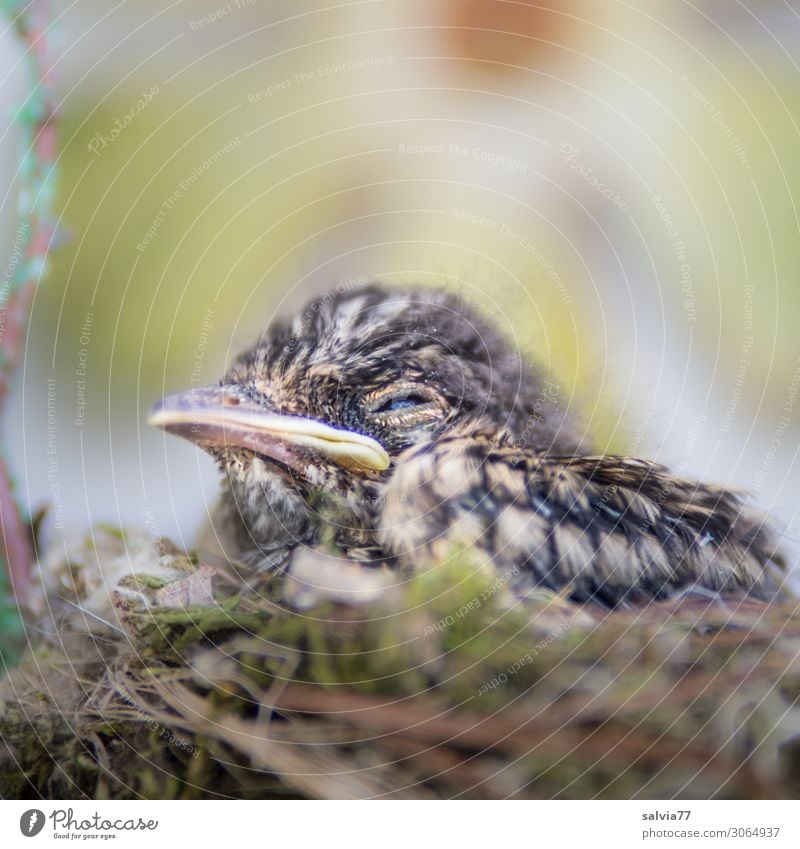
[{"xmin": 149, "ymin": 285, "xmax": 784, "ymax": 607}]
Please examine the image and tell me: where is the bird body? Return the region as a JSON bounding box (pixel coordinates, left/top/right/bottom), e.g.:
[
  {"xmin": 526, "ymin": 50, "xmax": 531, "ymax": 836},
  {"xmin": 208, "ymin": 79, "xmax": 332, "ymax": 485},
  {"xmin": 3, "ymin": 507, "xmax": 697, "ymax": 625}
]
[
  {"xmin": 380, "ymin": 435, "xmax": 781, "ymax": 604},
  {"xmin": 150, "ymin": 284, "xmax": 785, "ymax": 607}
]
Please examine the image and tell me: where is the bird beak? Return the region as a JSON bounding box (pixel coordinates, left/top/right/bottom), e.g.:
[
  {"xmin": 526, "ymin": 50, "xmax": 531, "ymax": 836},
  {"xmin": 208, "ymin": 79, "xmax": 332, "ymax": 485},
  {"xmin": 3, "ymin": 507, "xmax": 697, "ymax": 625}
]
[{"xmin": 147, "ymin": 386, "xmax": 390, "ymax": 472}]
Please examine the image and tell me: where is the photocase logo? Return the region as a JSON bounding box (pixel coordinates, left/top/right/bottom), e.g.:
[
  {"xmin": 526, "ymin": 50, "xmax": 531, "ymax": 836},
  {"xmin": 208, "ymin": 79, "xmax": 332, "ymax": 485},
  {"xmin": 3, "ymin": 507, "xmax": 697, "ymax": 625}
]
[
  {"xmin": 15, "ymin": 808, "xmax": 159, "ymax": 838},
  {"xmin": 19, "ymin": 809, "xmax": 45, "ymax": 837}
]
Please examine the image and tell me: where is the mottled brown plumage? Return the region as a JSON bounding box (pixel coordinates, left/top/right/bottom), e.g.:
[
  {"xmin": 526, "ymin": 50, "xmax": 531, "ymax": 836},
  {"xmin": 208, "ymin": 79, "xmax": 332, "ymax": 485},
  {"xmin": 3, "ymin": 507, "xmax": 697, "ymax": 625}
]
[{"xmin": 149, "ymin": 284, "xmax": 786, "ymax": 607}]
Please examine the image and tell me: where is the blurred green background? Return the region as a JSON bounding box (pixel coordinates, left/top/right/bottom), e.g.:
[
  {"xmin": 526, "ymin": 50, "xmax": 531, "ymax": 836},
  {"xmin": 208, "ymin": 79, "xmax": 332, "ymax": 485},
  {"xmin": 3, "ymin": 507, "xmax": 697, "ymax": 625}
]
[{"xmin": 2, "ymin": 0, "xmax": 800, "ymax": 574}]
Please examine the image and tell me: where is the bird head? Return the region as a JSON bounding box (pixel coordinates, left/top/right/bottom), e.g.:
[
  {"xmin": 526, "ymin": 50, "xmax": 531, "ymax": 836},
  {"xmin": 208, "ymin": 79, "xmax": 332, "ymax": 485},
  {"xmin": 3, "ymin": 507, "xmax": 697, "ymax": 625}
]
[{"xmin": 148, "ymin": 285, "xmax": 575, "ymax": 560}]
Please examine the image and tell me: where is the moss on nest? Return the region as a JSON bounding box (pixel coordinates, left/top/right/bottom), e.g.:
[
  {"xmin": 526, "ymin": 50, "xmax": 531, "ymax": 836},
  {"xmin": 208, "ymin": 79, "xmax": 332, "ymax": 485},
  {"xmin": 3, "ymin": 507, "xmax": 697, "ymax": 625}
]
[{"xmin": 1, "ymin": 527, "xmax": 800, "ymax": 799}]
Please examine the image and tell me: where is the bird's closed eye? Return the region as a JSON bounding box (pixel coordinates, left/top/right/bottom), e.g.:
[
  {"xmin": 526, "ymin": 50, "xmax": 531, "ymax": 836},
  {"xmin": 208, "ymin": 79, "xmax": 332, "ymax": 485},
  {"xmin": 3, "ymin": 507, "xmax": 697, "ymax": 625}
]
[
  {"xmin": 364, "ymin": 384, "xmax": 446, "ymax": 431},
  {"xmin": 373, "ymin": 392, "xmax": 431, "ymax": 414}
]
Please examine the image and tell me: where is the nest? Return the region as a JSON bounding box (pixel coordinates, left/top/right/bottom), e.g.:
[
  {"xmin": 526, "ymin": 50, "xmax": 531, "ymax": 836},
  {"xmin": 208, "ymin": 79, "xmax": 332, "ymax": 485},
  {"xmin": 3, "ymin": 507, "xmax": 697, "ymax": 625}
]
[{"xmin": 2, "ymin": 527, "xmax": 800, "ymax": 799}]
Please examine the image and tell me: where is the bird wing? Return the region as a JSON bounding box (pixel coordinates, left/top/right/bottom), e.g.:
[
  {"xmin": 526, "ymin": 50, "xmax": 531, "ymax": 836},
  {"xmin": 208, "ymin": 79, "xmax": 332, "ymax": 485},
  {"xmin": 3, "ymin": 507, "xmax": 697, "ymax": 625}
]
[{"xmin": 378, "ymin": 437, "xmax": 785, "ymax": 606}]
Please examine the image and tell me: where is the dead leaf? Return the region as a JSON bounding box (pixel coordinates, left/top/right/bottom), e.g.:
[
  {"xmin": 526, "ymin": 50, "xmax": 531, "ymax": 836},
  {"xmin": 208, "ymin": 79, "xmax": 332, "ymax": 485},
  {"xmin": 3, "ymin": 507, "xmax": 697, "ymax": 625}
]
[{"xmin": 155, "ymin": 564, "xmax": 216, "ymax": 608}]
